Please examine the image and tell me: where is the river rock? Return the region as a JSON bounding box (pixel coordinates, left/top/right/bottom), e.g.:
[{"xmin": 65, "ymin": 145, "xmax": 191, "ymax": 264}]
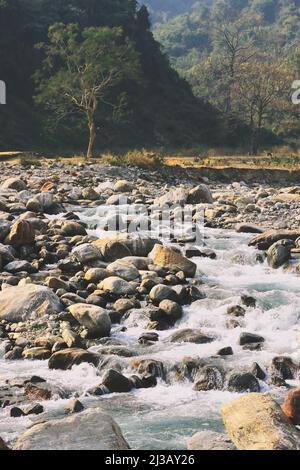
[
  {"xmin": 193, "ymin": 366, "xmax": 224, "ymax": 391},
  {"xmin": 22, "ymin": 348, "xmax": 52, "ymax": 360},
  {"xmin": 150, "ymin": 244, "xmax": 196, "ymax": 277},
  {"xmin": 68, "ymin": 303, "xmax": 111, "ymax": 338},
  {"xmin": 0, "ymin": 437, "xmax": 10, "ymax": 450},
  {"xmin": 221, "ymin": 393, "xmax": 300, "ymax": 450},
  {"xmin": 227, "ymin": 371, "xmax": 260, "ymax": 392},
  {"xmin": 65, "ymin": 399, "xmax": 84, "ymax": 414},
  {"xmin": 48, "ymin": 348, "xmax": 100, "ymax": 370},
  {"xmin": 93, "ymin": 234, "xmax": 158, "ymax": 260},
  {"xmin": 101, "ymin": 369, "xmax": 133, "ymax": 393},
  {"xmin": 154, "ymin": 188, "xmax": 188, "ymax": 207},
  {"xmin": 72, "ymin": 243, "xmax": 102, "ymax": 264},
  {"xmin": 84, "ymin": 268, "xmax": 109, "ymax": 283},
  {"xmin": 149, "ymin": 284, "xmax": 178, "ymax": 304},
  {"xmin": 235, "ymin": 223, "xmax": 263, "ymax": 234},
  {"xmin": 6, "ymin": 219, "xmax": 35, "ymax": 246},
  {"xmin": 2, "ymin": 177, "xmax": 26, "ymax": 191},
  {"xmin": 107, "ymin": 259, "xmax": 139, "ymax": 281},
  {"xmin": 267, "ymin": 239, "xmax": 292, "ymax": 269},
  {"xmin": 249, "ymin": 229, "xmax": 300, "ymax": 250},
  {"xmin": 187, "ymin": 431, "xmax": 235, "ymax": 450},
  {"xmin": 168, "ymin": 328, "xmax": 214, "ymax": 344},
  {"xmin": 0, "ymin": 221, "xmax": 11, "ymax": 241},
  {"xmin": 13, "ymin": 408, "xmax": 130, "ymax": 450},
  {"xmin": 282, "ymin": 388, "xmax": 300, "ymax": 425},
  {"xmin": 98, "ymin": 277, "xmax": 135, "ymax": 296},
  {"xmin": 239, "ymin": 332, "xmax": 265, "ymax": 346},
  {"xmin": 61, "ymin": 221, "xmax": 87, "ymax": 237},
  {"xmin": 187, "ymin": 184, "xmax": 213, "ymax": 204},
  {"xmin": 0, "ymin": 284, "xmax": 62, "ymax": 322},
  {"xmin": 114, "ymin": 180, "xmax": 133, "ymax": 192},
  {"xmin": 158, "ymin": 299, "xmax": 183, "ymax": 323}
]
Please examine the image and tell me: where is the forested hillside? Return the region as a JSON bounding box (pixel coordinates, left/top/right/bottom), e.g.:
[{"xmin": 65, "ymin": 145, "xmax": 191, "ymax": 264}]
[
  {"xmin": 0, "ymin": 0, "xmax": 219, "ymax": 152},
  {"xmin": 154, "ymin": 0, "xmax": 300, "ymax": 152},
  {"xmin": 145, "ymin": 1, "xmax": 212, "ymax": 23}
]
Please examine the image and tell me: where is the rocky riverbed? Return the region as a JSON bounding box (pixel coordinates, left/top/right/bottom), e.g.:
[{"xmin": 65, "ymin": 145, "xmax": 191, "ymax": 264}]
[{"xmin": 0, "ymin": 160, "xmax": 300, "ymax": 450}]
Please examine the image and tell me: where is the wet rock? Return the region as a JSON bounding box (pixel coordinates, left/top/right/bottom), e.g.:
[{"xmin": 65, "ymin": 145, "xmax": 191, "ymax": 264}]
[
  {"xmin": 168, "ymin": 328, "xmax": 214, "ymax": 344},
  {"xmin": 158, "ymin": 299, "xmax": 183, "ymax": 323},
  {"xmin": 0, "ymin": 221, "xmax": 12, "ymax": 241},
  {"xmin": 130, "ymin": 374, "xmax": 157, "ymax": 389},
  {"xmin": 0, "ymin": 437, "xmax": 10, "ymax": 450},
  {"xmin": 65, "ymin": 399, "xmax": 84, "ymax": 414},
  {"xmin": 193, "ymin": 366, "xmax": 224, "ymax": 391},
  {"xmin": 227, "ymin": 305, "xmax": 245, "ymax": 317},
  {"xmin": 13, "ymin": 408, "xmax": 130, "ymax": 450},
  {"xmin": 173, "ymin": 285, "xmax": 206, "ymax": 305},
  {"xmin": 282, "ymin": 388, "xmax": 300, "ymax": 425},
  {"xmin": 6, "ymin": 219, "xmax": 35, "ymax": 246},
  {"xmin": 22, "ymin": 348, "xmax": 52, "ymax": 360},
  {"xmin": 222, "ymin": 393, "xmax": 300, "ymax": 450},
  {"xmin": 10, "ymin": 407, "xmax": 25, "ymax": 418},
  {"xmin": 241, "ymin": 295, "xmax": 256, "ymax": 308},
  {"xmin": 0, "ymin": 284, "xmax": 62, "ymax": 322},
  {"xmin": 267, "ymin": 239, "xmax": 292, "ymax": 269},
  {"xmin": 82, "ymin": 187, "xmax": 99, "ymax": 200},
  {"xmin": 149, "ymin": 284, "xmax": 178, "ymax": 304},
  {"xmin": 24, "ymin": 404, "xmax": 44, "ymax": 416},
  {"xmin": 68, "ymin": 303, "xmax": 111, "ymax": 339},
  {"xmin": 24, "ymin": 383, "xmax": 52, "ymax": 400},
  {"xmin": 187, "ymin": 431, "xmax": 235, "ymax": 450},
  {"xmin": 131, "ymin": 359, "xmax": 165, "ymax": 379},
  {"xmin": 102, "ymin": 369, "xmax": 133, "ymax": 393},
  {"xmin": 48, "ymin": 348, "xmax": 100, "ymax": 370},
  {"xmin": 217, "ymin": 346, "xmax": 233, "ymax": 356},
  {"xmin": 98, "ymin": 276, "xmax": 135, "ymax": 296},
  {"xmin": 113, "ymin": 298, "xmax": 140, "ymax": 316},
  {"xmin": 150, "ymin": 244, "xmax": 196, "ymax": 278},
  {"xmin": 187, "ymin": 184, "xmax": 213, "ymax": 204},
  {"xmin": 250, "ymin": 362, "xmax": 266, "ymax": 380},
  {"xmin": 239, "ymin": 332, "xmax": 265, "ymax": 346},
  {"xmin": 270, "ymin": 356, "xmax": 298, "ymax": 381},
  {"xmin": 227, "ymin": 371, "xmax": 260, "ymax": 393},
  {"xmin": 138, "ymin": 332, "xmax": 159, "ymax": 344},
  {"xmin": 249, "ymin": 229, "xmax": 300, "ymax": 250},
  {"xmin": 107, "ymin": 259, "xmax": 139, "ymax": 281},
  {"xmin": 106, "ymin": 194, "xmax": 132, "ymax": 205}
]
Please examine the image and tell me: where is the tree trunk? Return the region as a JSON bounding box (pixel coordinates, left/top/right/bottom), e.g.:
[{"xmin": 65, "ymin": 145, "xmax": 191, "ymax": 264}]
[{"xmin": 87, "ymin": 117, "xmax": 96, "ymax": 159}]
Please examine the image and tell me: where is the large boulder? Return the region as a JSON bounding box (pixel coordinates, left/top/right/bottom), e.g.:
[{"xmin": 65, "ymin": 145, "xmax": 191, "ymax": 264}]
[
  {"xmin": 267, "ymin": 239, "xmax": 292, "ymax": 269},
  {"xmin": 61, "ymin": 221, "xmax": 87, "ymax": 237},
  {"xmin": 6, "ymin": 219, "xmax": 35, "ymax": 246},
  {"xmin": 93, "ymin": 234, "xmax": 159, "ymax": 261},
  {"xmin": 249, "ymin": 229, "xmax": 300, "ymax": 250},
  {"xmin": 13, "ymin": 408, "xmax": 130, "ymax": 450},
  {"xmin": 150, "ymin": 244, "xmax": 197, "ymax": 278},
  {"xmin": 101, "ymin": 369, "xmax": 133, "ymax": 393},
  {"xmin": 48, "ymin": 348, "xmax": 100, "ymax": 370},
  {"xmin": 187, "ymin": 431, "xmax": 235, "ymax": 450},
  {"xmin": 221, "ymin": 393, "xmax": 300, "ymax": 450},
  {"xmin": 282, "ymin": 388, "xmax": 300, "ymax": 425},
  {"xmin": 187, "ymin": 185, "xmax": 213, "ymax": 204},
  {"xmin": 0, "ymin": 284, "xmax": 62, "ymax": 322},
  {"xmin": 154, "ymin": 188, "xmax": 188, "ymax": 207},
  {"xmin": 68, "ymin": 303, "xmax": 111, "ymax": 338}
]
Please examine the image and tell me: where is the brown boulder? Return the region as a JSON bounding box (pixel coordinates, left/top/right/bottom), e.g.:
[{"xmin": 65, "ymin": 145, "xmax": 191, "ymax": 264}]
[
  {"xmin": 150, "ymin": 244, "xmax": 197, "ymax": 278},
  {"xmin": 6, "ymin": 219, "xmax": 35, "ymax": 246},
  {"xmin": 282, "ymin": 388, "xmax": 300, "ymax": 425}
]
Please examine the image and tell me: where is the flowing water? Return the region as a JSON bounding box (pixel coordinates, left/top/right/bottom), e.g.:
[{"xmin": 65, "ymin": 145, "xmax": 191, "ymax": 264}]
[{"xmin": 1, "ymin": 206, "xmax": 300, "ymax": 449}]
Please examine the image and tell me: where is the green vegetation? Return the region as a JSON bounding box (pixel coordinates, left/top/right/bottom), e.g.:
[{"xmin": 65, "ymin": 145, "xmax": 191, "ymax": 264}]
[
  {"xmin": 154, "ymin": 0, "xmax": 300, "ymax": 153},
  {"xmin": 0, "ymin": 0, "xmax": 219, "ymax": 153}
]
